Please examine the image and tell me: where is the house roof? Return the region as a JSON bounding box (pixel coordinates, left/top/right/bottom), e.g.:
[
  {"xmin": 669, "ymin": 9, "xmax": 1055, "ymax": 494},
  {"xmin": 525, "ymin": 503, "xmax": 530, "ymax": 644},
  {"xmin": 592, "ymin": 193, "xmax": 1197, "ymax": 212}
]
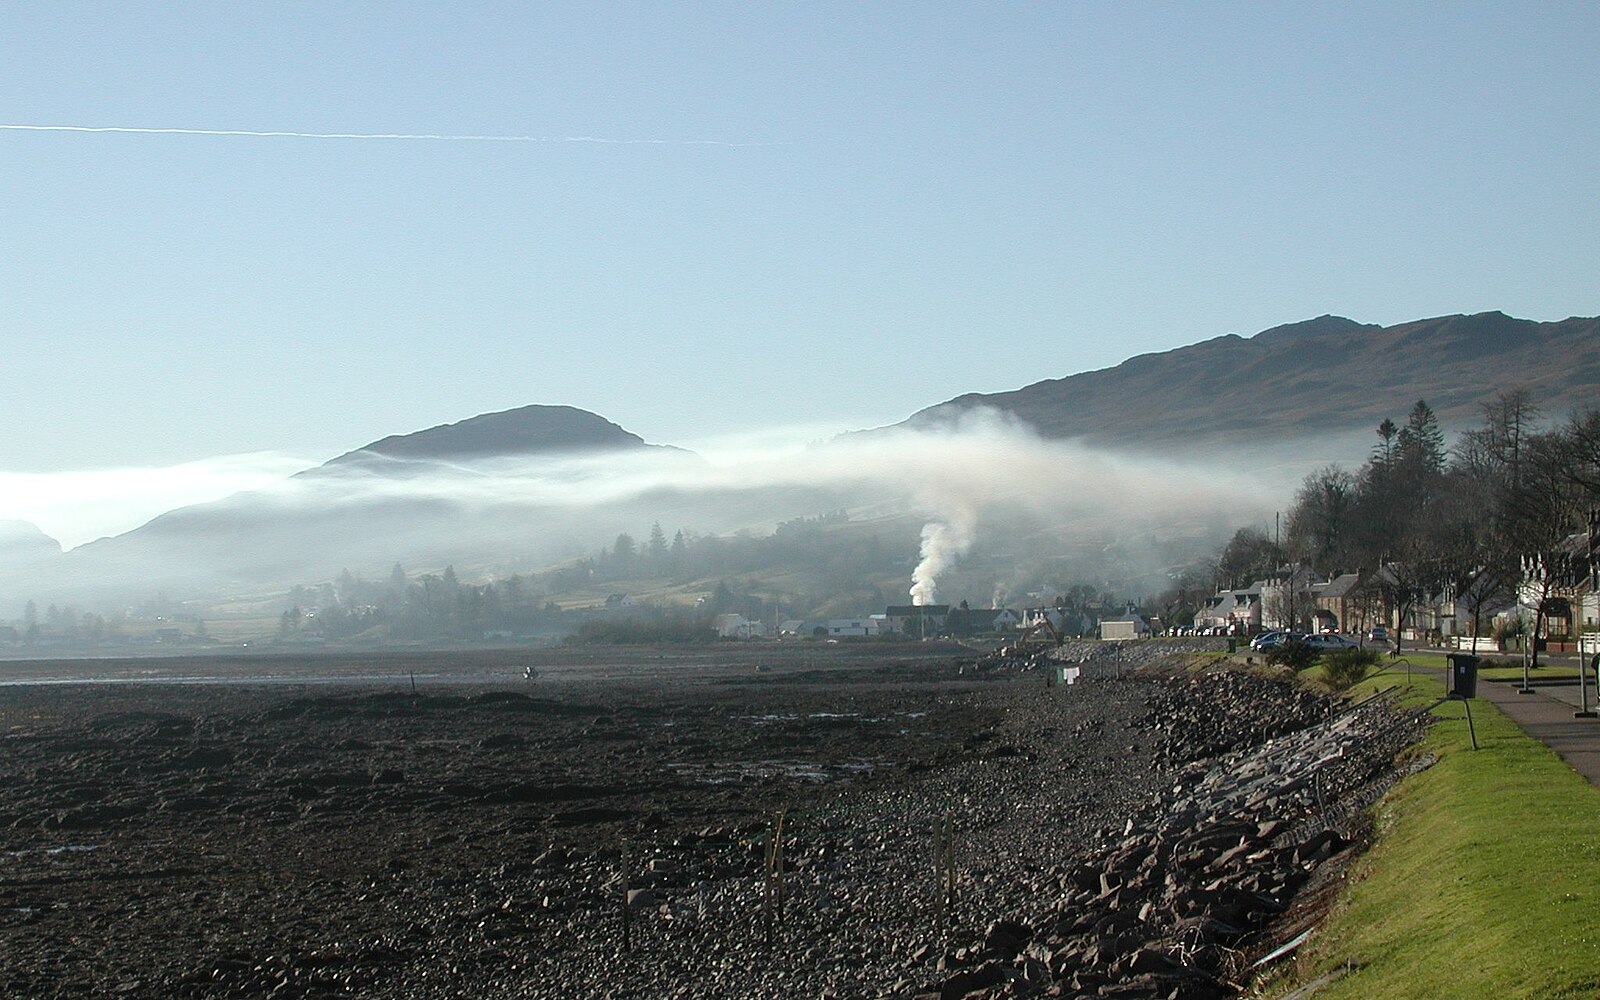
[
  {"xmin": 885, "ymin": 605, "xmax": 950, "ymax": 616},
  {"xmin": 1316, "ymin": 572, "xmax": 1364, "ymax": 598}
]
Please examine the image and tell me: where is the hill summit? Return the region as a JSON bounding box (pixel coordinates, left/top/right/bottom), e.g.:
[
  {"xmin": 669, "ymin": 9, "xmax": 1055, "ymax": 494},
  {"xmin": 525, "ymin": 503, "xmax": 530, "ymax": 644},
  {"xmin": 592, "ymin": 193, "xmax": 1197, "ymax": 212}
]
[{"xmin": 322, "ymin": 404, "xmax": 654, "ymax": 472}]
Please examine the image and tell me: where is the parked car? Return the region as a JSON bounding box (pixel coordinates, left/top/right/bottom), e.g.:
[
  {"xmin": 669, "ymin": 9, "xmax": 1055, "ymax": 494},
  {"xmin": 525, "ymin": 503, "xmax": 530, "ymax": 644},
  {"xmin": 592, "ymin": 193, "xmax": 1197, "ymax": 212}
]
[
  {"xmin": 1366, "ymin": 626, "xmax": 1389, "ymax": 642},
  {"xmin": 1250, "ymin": 631, "xmax": 1307, "ymax": 651},
  {"xmin": 1249, "ymin": 631, "xmax": 1282, "ymax": 651},
  {"xmin": 1305, "ymin": 633, "xmax": 1360, "ymax": 651}
]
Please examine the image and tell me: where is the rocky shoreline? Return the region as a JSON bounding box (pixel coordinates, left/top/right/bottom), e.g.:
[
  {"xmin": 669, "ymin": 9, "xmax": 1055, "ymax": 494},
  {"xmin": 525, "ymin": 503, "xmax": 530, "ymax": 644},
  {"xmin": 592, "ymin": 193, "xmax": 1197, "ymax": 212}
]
[{"xmin": 0, "ymin": 647, "xmax": 1426, "ymax": 998}]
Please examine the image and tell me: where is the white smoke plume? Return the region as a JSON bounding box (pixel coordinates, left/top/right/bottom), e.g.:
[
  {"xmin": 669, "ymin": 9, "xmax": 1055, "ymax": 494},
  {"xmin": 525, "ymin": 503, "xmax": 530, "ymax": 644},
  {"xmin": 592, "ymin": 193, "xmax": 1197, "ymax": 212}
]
[{"xmin": 909, "ymin": 509, "xmax": 976, "ymax": 606}]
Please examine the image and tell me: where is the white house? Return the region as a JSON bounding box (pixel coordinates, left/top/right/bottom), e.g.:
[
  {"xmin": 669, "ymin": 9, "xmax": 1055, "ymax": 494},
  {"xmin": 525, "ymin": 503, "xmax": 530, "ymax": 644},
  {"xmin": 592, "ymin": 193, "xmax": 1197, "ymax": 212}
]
[
  {"xmin": 1020, "ymin": 607, "xmax": 1065, "ymax": 631},
  {"xmin": 1194, "ymin": 585, "xmax": 1261, "ymax": 632},
  {"xmin": 1516, "ymin": 531, "xmax": 1598, "ymax": 653},
  {"xmin": 715, "ymin": 614, "xmax": 767, "ymax": 640}
]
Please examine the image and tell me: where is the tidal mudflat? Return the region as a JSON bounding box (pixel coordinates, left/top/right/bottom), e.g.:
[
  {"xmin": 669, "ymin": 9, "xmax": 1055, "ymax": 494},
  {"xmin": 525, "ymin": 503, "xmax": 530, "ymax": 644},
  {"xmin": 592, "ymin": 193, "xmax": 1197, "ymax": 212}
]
[{"xmin": 0, "ymin": 645, "xmax": 1421, "ymax": 998}]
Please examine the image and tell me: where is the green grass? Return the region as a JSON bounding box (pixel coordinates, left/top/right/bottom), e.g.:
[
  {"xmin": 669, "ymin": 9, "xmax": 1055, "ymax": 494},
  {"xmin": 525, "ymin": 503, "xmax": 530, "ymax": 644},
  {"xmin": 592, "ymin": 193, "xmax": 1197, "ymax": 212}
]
[
  {"xmin": 1478, "ymin": 663, "xmax": 1581, "ymax": 683},
  {"xmin": 1269, "ymin": 659, "xmax": 1600, "ymax": 998}
]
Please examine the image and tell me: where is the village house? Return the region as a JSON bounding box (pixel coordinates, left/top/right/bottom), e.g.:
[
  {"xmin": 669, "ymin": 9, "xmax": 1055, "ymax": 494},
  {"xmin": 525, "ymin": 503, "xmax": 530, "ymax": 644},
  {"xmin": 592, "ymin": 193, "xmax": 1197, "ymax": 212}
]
[
  {"xmin": 1022, "ymin": 598, "xmax": 1111, "ymax": 637},
  {"xmin": 883, "ymin": 605, "xmax": 950, "ymax": 637},
  {"xmin": 715, "ymin": 614, "xmax": 768, "ymax": 640},
  {"xmin": 1020, "ymin": 607, "xmax": 1064, "ymax": 632},
  {"xmin": 1193, "ymin": 584, "xmax": 1261, "ymax": 633},
  {"xmin": 777, "ymin": 618, "xmax": 881, "ymax": 638},
  {"xmin": 822, "ymin": 618, "xmax": 878, "ymax": 637},
  {"xmin": 1516, "ymin": 527, "xmax": 1599, "ymax": 654},
  {"xmin": 1309, "ymin": 572, "xmax": 1366, "ymax": 634},
  {"xmin": 944, "ymin": 605, "xmax": 1021, "ymax": 637}
]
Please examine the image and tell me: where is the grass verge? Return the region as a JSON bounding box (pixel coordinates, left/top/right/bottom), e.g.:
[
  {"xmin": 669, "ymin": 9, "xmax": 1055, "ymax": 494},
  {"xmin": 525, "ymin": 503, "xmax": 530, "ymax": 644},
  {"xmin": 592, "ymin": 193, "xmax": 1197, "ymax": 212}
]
[
  {"xmin": 1477, "ymin": 663, "xmax": 1582, "ymax": 683},
  {"xmin": 1263, "ymin": 657, "xmax": 1600, "ymax": 999}
]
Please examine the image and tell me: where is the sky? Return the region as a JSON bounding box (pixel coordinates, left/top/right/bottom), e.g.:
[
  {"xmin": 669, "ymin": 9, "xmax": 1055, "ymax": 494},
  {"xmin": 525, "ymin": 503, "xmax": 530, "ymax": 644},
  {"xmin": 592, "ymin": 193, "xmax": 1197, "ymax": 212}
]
[{"xmin": 3, "ymin": 2, "xmax": 1598, "ymax": 546}]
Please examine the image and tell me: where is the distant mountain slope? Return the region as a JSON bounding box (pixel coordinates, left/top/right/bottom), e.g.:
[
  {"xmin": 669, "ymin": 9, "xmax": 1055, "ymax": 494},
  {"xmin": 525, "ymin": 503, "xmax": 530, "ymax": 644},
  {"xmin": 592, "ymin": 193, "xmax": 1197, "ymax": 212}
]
[
  {"xmin": 903, "ymin": 312, "xmax": 1600, "ymax": 451},
  {"xmin": 0, "ymin": 519, "xmax": 61, "ymax": 572},
  {"xmin": 0, "ymin": 520, "xmax": 60, "ymax": 556}
]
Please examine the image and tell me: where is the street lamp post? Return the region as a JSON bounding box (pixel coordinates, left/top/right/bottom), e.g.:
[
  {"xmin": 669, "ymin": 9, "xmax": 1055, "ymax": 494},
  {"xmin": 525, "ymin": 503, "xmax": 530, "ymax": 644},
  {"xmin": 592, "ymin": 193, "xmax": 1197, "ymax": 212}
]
[{"xmin": 1520, "ymin": 604, "xmax": 1534, "ymax": 695}]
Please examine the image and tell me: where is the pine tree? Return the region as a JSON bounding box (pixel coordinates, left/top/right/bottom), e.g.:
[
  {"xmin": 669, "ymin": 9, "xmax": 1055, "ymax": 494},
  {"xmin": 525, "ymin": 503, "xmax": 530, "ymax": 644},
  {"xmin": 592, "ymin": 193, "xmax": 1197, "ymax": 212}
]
[
  {"xmin": 1372, "ymin": 418, "xmax": 1399, "ymax": 467},
  {"xmin": 613, "ymin": 534, "xmax": 637, "ymax": 566},
  {"xmin": 1399, "ymin": 399, "xmax": 1446, "ymax": 477}
]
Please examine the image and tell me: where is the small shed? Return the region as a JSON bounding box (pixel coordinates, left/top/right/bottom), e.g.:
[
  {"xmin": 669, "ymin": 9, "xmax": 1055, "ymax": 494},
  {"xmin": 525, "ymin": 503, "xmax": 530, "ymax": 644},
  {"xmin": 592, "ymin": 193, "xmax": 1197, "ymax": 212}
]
[{"xmin": 1098, "ymin": 612, "xmax": 1151, "ymax": 641}]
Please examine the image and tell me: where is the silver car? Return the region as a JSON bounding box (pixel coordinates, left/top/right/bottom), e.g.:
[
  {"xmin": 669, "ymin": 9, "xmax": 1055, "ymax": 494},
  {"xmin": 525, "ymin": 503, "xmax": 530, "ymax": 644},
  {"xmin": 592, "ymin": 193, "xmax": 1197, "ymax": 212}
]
[{"xmin": 1304, "ymin": 633, "xmax": 1360, "ymax": 651}]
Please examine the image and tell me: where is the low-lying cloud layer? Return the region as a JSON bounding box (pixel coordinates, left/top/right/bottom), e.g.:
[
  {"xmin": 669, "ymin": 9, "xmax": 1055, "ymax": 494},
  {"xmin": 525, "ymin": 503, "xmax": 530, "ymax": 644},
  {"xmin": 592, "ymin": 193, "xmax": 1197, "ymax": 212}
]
[
  {"xmin": 4, "ymin": 410, "xmax": 1308, "ymax": 608},
  {"xmin": 0, "ymin": 452, "xmax": 319, "ymax": 550}
]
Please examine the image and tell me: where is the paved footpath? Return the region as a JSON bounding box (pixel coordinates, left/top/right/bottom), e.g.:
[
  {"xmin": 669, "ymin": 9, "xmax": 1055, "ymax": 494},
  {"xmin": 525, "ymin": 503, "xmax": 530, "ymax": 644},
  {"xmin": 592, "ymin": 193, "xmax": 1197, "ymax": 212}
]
[
  {"xmin": 1476, "ymin": 670, "xmax": 1600, "ymax": 787},
  {"xmin": 1381, "ymin": 647, "xmax": 1600, "ymax": 786}
]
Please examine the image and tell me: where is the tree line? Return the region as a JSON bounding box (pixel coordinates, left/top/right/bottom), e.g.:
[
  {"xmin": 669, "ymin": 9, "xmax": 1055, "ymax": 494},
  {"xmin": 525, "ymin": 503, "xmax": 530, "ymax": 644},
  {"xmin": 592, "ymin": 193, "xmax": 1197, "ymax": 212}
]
[{"xmin": 1160, "ymin": 390, "xmax": 1598, "ymax": 654}]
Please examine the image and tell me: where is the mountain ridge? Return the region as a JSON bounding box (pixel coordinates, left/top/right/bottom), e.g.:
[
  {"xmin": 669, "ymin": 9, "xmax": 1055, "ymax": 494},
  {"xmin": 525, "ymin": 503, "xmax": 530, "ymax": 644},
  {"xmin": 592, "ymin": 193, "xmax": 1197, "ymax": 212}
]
[{"xmin": 900, "ymin": 311, "xmax": 1599, "ymax": 450}]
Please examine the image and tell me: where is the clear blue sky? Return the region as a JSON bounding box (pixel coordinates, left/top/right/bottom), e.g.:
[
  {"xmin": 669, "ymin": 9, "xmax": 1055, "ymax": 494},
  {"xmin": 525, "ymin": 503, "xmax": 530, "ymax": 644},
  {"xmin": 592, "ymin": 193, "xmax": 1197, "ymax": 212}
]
[{"xmin": 3, "ymin": 1, "xmax": 1597, "ymax": 482}]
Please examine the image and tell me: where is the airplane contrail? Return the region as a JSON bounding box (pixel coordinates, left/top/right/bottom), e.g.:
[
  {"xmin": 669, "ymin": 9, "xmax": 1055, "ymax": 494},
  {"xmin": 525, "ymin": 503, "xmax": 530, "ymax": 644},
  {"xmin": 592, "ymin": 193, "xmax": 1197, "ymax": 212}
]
[{"xmin": 0, "ymin": 124, "xmax": 773, "ymax": 146}]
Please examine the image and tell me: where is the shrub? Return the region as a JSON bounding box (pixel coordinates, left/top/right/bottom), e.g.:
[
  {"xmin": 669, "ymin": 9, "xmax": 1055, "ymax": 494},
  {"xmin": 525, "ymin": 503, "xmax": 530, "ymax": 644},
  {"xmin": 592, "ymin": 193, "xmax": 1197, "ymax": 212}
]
[
  {"xmin": 564, "ymin": 618, "xmax": 717, "ymax": 645},
  {"xmin": 1323, "ymin": 647, "xmax": 1381, "ymax": 689},
  {"xmin": 1265, "ymin": 638, "xmax": 1317, "ymax": 672}
]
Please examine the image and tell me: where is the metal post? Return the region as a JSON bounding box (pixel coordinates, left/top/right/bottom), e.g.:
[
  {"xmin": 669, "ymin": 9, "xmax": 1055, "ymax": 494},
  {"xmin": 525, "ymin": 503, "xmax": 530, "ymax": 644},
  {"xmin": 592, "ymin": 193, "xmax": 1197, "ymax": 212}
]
[
  {"xmin": 1422, "ymin": 694, "xmax": 1480, "ymax": 751},
  {"xmin": 1520, "ymin": 624, "xmax": 1534, "ymax": 694},
  {"xmin": 1587, "ymin": 652, "xmax": 1600, "ymax": 721},
  {"xmin": 1578, "ymin": 648, "xmax": 1596, "ymax": 718}
]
